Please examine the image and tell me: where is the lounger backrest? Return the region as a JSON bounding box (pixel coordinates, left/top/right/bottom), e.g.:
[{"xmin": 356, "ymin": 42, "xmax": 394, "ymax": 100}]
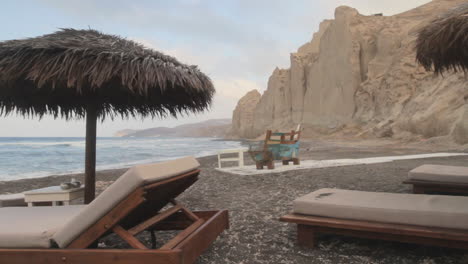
[{"xmin": 52, "ymin": 156, "xmax": 200, "ymax": 248}]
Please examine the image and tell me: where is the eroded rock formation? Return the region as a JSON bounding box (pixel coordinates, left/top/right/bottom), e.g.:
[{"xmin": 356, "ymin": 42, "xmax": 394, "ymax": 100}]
[
  {"xmin": 231, "ymin": 0, "xmax": 468, "ymax": 144},
  {"xmin": 229, "ymin": 90, "xmax": 261, "ymax": 138}
]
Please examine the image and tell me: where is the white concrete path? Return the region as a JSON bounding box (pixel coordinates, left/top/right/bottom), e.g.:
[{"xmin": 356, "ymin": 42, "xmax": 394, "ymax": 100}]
[{"xmin": 215, "ymin": 152, "xmax": 468, "ymax": 175}]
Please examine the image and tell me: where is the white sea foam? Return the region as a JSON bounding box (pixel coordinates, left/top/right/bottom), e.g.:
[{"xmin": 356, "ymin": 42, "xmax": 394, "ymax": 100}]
[
  {"xmin": 0, "ymin": 137, "xmax": 243, "ymax": 181},
  {"xmin": 0, "ymin": 141, "xmax": 85, "ymax": 147}
]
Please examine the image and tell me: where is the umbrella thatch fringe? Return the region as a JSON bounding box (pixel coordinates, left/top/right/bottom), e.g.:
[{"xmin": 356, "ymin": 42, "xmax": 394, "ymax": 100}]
[
  {"xmin": 416, "ymin": 3, "xmax": 468, "ymax": 74},
  {"xmin": 0, "ymin": 29, "xmax": 214, "ymax": 120}
]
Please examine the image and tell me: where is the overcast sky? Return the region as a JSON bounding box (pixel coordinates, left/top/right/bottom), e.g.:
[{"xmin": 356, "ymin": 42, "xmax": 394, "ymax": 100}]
[{"xmin": 0, "ymin": 0, "xmax": 431, "ymax": 137}]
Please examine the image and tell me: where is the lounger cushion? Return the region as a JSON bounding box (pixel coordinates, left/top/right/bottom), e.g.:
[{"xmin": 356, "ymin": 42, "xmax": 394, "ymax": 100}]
[
  {"xmin": 408, "ymin": 164, "xmax": 468, "ymax": 184},
  {"xmin": 294, "ymin": 188, "xmax": 468, "ymax": 230},
  {"xmin": 0, "ymin": 205, "xmax": 85, "ymax": 248},
  {"xmin": 0, "ymin": 193, "xmax": 26, "ymax": 207},
  {"xmin": 53, "ymin": 156, "xmax": 200, "ymax": 248}
]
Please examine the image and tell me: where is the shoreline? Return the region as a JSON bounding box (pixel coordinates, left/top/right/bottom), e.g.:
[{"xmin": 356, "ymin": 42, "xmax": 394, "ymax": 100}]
[
  {"xmin": 0, "ymin": 136, "xmax": 246, "ymax": 183},
  {"xmin": 0, "ymin": 154, "xmax": 223, "ymax": 194},
  {"xmin": 1, "ymin": 137, "xmax": 465, "ymax": 194},
  {"xmin": 1, "ymin": 135, "xmax": 464, "ymax": 181}
]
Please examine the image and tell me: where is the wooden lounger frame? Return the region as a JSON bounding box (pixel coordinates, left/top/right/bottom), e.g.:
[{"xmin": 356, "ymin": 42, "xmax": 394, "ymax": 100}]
[
  {"xmin": 403, "ymin": 179, "xmax": 468, "ymax": 195},
  {"xmin": 0, "ymin": 169, "xmax": 229, "ymax": 264},
  {"xmin": 280, "ymin": 214, "xmax": 468, "ymax": 249}
]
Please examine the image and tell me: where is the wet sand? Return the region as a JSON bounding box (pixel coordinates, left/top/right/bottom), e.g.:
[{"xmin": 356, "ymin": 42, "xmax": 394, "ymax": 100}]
[{"xmin": 1, "ymin": 139, "xmax": 467, "ymax": 263}]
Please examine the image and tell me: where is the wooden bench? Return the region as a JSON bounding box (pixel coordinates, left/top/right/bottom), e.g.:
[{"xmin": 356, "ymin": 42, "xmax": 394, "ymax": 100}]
[{"xmin": 217, "ymin": 148, "xmax": 247, "ymax": 168}]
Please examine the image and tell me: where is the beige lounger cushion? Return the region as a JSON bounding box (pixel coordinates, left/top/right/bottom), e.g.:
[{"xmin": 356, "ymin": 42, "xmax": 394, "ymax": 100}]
[
  {"xmin": 0, "ymin": 193, "xmax": 26, "ymax": 207},
  {"xmin": 408, "ymin": 164, "xmax": 468, "ymax": 184},
  {"xmin": 53, "ymin": 156, "xmax": 200, "ymax": 248},
  {"xmin": 0, "ymin": 205, "xmax": 84, "ymax": 248},
  {"xmin": 294, "ymin": 188, "xmax": 468, "ymax": 230}
]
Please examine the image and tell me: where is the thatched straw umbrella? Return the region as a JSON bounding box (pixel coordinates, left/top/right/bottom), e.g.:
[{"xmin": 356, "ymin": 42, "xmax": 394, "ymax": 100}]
[
  {"xmin": 0, "ymin": 29, "xmax": 214, "ymax": 203},
  {"xmin": 416, "ymin": 2, "xmax": 468, "ymax": 73}
]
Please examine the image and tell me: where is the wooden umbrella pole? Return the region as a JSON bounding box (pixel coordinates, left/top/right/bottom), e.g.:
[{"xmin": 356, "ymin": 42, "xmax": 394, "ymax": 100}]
[{"xmin": 84, "ymin": 105, "xmax": 97, "ymax": 204}]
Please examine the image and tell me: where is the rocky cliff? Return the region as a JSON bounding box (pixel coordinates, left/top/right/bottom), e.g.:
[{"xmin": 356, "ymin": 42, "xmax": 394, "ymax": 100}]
[
  {"xmin": 230, "ymin": 0, "xmax": 468, "ymax": 144},
  {"xmin": 229, "ymin": 90, "xmax": 261, "ymax": 138}
]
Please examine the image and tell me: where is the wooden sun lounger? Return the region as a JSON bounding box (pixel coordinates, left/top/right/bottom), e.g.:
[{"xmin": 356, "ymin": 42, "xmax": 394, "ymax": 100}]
[
  {"xmin": 0, "ymin": 169, "xmax": 229, "ymax": 264},
  {"xmin": 280, "ymin": 188, "xmax": 468, "ymax": 250},
  {"xmin": 280, "ymin": 214, "xmax": 468, "ymax": 249},
  {"xmin": 404, "ymin": 164, "xmax": 468, "ymax": 195}
]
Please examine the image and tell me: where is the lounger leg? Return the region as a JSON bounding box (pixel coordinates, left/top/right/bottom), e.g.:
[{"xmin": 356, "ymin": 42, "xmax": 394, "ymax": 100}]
[
  {"xmin": 267, "ymin": 161, "xmax": 275, "ymax": 170},
  {"xmin": 256, "ymin": 162, "xmax": 263, "ymax": 170},
  {"xmin": 297, "ymin": 224, "xmax": 316, "ymax": 248},
  {"xmin": 282, "ymin": 160, "xmax": 289, "ymax": 165},
  {"xmin": 89, "ymin": 241, "xmax": 99, "ymax": 249},
  {"xmin": 293, "ymin": 158, "xmax": 300, "ymax": 165},
  {"xmin": 413, "ymin": 185, "xmax": 425, "ymax": 194},
  {"xmin": 150, "ymin": 230, "xmax": 157, "ymax": 249}
]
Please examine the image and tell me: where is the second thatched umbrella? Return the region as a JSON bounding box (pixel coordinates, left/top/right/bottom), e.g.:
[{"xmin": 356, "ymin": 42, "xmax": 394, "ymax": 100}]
[
  {"xmin": 0, "ymin": 29, "xmax": 214, "ymax": 203},
  {"xmin": 416, "ymin": 2, "xmax": 468, "ymax": 73}
]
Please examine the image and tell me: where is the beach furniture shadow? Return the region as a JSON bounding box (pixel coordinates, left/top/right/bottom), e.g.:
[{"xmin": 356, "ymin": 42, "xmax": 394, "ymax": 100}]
[{"xmin": 0, "ymin": 156, "xmax": 228, "ymax": 264}]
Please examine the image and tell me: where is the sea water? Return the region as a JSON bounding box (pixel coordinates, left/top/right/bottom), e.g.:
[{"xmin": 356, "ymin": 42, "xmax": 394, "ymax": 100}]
[{"xmin": 0, "ymin": 137, "xmax": 243, "ymax": 181}]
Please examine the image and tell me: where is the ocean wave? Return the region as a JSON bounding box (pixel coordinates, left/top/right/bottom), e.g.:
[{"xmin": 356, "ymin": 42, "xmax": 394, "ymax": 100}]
[
  {"xmin": 0, "ymin": 170, "xmax": 75, "ymax": 181},
  {"xmin": 0, "ymin": 137, "xmax": 243, "ymax": 182},
  {"xmin": 0, "ymin": 141, "xmax": 85, "ymax": 147}
]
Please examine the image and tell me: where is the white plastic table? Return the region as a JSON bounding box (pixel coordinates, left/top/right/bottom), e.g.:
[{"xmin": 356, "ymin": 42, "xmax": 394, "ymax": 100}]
[
  {"xmin": 217, "ymin": 148, "xmax": 248, "ymax": 168},
  {"xmin": 24, "ymin": 186, "xmax": 84, "ymax": 206}
]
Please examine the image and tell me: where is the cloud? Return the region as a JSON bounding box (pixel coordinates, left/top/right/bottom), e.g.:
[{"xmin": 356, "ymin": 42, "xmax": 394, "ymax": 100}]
[
  {"xmin": 214, "ymin": 79, "xmax": 263, "ymax": 99},
  {"xmin": 40, "ymin": 0, "xmax": 325, "ymax": 85},
  {"xmin": 131, "ymin": 37, "xmax": 266, "ymax": 103}
]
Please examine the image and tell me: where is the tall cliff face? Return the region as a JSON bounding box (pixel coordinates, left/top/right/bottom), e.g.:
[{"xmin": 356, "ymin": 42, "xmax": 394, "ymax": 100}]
[
  {"xmin": 229, "ymin": 90, "xmax": 261, "ymax": 138},
  {"xmin": 231, "ymin": 0, "xmax": 468, "ymax": 143}
]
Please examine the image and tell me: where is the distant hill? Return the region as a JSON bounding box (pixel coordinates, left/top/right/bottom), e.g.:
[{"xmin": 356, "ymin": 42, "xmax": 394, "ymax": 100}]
[{"xmin": 114, "ymin": 119, "xmax": 231, "ymax": 138}]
